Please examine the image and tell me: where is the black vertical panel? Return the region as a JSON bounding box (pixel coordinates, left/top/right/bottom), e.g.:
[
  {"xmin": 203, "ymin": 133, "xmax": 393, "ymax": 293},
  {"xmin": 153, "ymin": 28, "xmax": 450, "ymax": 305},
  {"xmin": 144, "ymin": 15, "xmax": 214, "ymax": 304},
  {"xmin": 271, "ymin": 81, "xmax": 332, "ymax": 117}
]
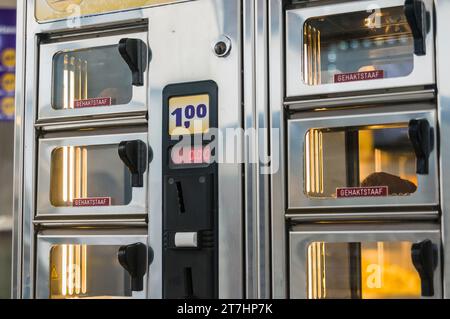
[{"xmin": 162, "ymin": 81, "xmax": 218, "ymax": 299}]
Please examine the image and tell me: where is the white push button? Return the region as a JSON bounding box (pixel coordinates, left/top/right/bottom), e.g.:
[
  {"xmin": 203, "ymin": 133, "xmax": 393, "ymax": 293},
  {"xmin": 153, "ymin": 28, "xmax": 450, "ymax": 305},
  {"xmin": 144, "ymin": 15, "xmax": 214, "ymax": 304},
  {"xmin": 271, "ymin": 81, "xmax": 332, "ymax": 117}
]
[{"xmin": 174, "ymin": 232, "xmax": 198, "ymax": 248}]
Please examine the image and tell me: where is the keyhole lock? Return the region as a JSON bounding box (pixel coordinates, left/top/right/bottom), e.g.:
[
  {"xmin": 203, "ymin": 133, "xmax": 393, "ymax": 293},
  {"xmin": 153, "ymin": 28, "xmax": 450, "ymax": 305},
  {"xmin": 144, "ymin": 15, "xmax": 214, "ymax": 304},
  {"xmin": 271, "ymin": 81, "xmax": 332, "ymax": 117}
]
[{"xmin": 213, "ymin": 35, "xmax": 232, "ymax": 57}]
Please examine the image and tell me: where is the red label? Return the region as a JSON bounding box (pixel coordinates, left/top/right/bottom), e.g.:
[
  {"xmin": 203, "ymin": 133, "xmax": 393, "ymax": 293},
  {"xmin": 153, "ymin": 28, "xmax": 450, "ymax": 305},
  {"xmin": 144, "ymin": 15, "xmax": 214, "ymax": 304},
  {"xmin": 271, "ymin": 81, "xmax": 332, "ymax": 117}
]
[
  {"xmin": 73, "ymin": 197, "xmax": 111, "ymax": 207},
  {"xmin": 336, "ymin": 186, "xmax": 388, "ymax": 198},
  {"xmin": 171, "ymin": 144, "xmax": 212, "ymax": 165},
  {"xmin": 74, "ymin": 97, "xmax": 112, "ymax": 108},
  {"xmin": 334, "ymin": 70, "xmax": 384, "ymax": 83}
]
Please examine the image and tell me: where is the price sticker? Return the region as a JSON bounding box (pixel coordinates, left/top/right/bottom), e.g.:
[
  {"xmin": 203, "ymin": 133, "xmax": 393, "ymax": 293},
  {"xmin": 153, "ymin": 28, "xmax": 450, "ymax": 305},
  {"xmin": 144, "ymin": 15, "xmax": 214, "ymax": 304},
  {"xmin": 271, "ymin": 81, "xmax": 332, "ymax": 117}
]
[{"xmin": 169, "ymin": 94, "xmax": 210, "ymax": 136}]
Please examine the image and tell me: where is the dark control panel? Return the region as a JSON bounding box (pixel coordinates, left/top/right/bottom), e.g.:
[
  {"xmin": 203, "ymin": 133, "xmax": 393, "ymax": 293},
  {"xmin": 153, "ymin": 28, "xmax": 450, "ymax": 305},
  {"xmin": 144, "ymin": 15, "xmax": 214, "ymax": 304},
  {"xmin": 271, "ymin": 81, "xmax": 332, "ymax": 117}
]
[{"xmin": 162, "ymin": 81, "xmax": 218, "ymax": 299}]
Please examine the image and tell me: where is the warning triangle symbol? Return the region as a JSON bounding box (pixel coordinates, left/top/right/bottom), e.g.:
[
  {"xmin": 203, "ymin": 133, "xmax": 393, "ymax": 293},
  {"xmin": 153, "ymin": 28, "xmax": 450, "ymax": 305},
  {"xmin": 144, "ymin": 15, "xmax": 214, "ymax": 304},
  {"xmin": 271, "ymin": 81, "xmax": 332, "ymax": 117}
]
[{"xmin": 51, "ymin": 266, "xmax": 58, "ymax": 280}]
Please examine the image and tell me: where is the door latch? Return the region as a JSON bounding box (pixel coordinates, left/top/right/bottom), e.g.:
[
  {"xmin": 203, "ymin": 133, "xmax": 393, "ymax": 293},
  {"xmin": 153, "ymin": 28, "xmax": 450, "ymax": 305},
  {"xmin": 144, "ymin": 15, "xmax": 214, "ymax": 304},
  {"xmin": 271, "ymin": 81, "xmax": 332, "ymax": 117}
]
[
  {"xmin": 411, "ymin": 239, "xmax": 438, "ymax": 297},
  {"xmin": 119, "ymin": 140, "xmax": 148, "ymax": 187},
  {"xmin": 404, "ymin": 0, "xmax": 430, "ymax": 56},
  {"xmin": 119, "ymin": 38, "xmax": 148, "ymax": 86},
  {"xmin": 409, "ymin": 119, "xmax": 432, "ymax": 175},
  {"xmin": 118, "ymin": 243, "xmax": 148, "ymax": 292}
]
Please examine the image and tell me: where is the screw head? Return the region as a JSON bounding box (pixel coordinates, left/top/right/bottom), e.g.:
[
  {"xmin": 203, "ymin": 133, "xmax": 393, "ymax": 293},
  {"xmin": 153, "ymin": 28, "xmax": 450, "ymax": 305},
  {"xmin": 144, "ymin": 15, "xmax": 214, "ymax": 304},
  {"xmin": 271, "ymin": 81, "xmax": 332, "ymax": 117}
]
[
  {"xmin": 213, "ymin": 36, "xmax": 232, "ymax": 57},
  {"xmin": 214, "ymin": 41, "xmax": 227, "ymax": 56}
]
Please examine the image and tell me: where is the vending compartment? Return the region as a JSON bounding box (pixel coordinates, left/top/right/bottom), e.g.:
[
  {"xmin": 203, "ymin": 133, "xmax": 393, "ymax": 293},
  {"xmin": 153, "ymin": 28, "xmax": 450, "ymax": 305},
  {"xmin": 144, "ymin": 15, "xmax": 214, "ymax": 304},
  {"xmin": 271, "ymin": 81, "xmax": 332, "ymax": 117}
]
[
  {"xmin": 287, "ymin": 104, "xmax": 438, "ymax": 210},
  {"xmin": 286, "ymin": 0, "xmax": 435, "ymax": 97},
  {"xmin": 289, "ymin": 222, "xmax": 441, "ymax": 299},
  {"xmin": 38, "ymin": 29, "xmax": 148, "ymax": 122},
  {"xmin": 36, "ymin": 228, "xmax": 148, "ymax": 299},
  {"xmin": 36, "ymin": 131, "xmax": 148, "ymax": 217}
]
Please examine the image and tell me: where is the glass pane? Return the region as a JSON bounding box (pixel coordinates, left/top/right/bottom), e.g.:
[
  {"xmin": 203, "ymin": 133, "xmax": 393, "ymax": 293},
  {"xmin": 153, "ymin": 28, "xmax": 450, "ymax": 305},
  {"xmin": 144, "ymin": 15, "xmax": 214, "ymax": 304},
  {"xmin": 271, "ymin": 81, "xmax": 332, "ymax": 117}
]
[
  {"xmin": 49, "ymin": 144, "xmax": 132, "ymax": 207},
  {"xmin": 304, "ymin": 123, "xmax": 418, "ymax": 198},
  {"xmin": 306, "ymin": 241, "xmax": 421, "ymax": 299},
  {"xmin": 49, "ymin": 245, "xmax": 132, "ymax": 299},
  {"xmin": 303, "ymin": 6, "xmax": 414, "ymax": 85},
  {"xmin": 52, "ymin": 45, "xmax": 132, "ymax": 110}
]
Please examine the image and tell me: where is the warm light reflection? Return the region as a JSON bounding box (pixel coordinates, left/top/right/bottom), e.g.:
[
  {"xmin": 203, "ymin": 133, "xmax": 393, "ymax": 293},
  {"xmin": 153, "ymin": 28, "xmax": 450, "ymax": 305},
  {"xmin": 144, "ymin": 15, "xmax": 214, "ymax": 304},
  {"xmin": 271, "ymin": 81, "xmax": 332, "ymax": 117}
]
[
  {"xmin": 50, "ymin": 146, "xmax": 88, "ymax": 206},
  {"xmin": 51, "ymin": 244, "xmax": 88, "ymax": 299},
  {"xmin": 61, "ymin": 54, "xmax": 88, "ymax": 109},
  {"xmin": 304, "ymin": 124, "xmax": 418, "ymax": 198},
  {"xmin": 306, "ymin": 242, "xmax": 421, "ymax": 299}
]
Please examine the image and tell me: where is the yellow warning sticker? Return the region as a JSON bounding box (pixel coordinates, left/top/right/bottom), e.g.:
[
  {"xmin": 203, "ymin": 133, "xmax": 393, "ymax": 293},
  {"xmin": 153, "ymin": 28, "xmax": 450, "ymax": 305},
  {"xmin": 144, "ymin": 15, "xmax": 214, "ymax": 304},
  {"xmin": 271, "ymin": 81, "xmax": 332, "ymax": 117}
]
[{"xmin": 51, "ymin": 266, "xmax": 58, "ymax": 280}]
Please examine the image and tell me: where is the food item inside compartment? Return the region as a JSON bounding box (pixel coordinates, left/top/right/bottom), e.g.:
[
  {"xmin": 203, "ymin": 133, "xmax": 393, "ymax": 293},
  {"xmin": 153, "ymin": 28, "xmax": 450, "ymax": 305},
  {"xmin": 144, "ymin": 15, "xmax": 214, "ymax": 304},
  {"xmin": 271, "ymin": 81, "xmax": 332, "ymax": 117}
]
[{"xmin": 361, "ymin": 172, "xmax": 417, "ymax": 195}]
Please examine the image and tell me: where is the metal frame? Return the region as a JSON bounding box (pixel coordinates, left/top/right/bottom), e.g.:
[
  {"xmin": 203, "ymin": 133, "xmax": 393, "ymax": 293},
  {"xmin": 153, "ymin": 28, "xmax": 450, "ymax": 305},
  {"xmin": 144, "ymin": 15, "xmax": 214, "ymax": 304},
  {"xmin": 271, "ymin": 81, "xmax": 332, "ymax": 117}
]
[
  {"xmin": 269, "ymin": 0, "xmax": 287, "ymax": 299},
  {"xmin": 12, "ymin": 0, "xmax": 27, "ymax": 299},
  {"xmin": 435, "ymin": 0, "xmax": 450, "ymax": 299},
  {"xmin": 286, "ymin": 0, "xmax": 435, "ymax": 98}
]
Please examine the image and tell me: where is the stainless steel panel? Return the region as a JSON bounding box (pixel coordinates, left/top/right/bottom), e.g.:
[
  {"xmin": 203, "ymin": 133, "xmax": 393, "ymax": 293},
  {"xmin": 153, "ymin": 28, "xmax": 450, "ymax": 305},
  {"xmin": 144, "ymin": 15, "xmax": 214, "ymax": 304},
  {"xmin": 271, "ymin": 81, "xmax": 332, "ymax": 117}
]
[
  {"xmin": 146, "ymin": 0, "xmax": 243, "ymax": 298},
  {"xmin": 285, "ymin": 89, "xmax": 436, "ymax": 111},
  {"xmin": 269, "ymin": 0, "xmax": 287, "ymax": 298},
  {"xmin": 36, "ymin": 132, "xmax": 147, "ymax": 217},
  {"xmin": 36, "ymin": 228, "xmax": 147, "ymax": 299},
  {"xmin": 38, "ymin": 31, "xmax": 148, "ymax": 122},
  {"xmin": 435, "ymin": 0, "xmax": 450, "ymax": 299},
  {"xmin": 12, "ymin": 0, "xmax": 26, "ymax": 299},
  {"xmin": 243, "ymin": 0, "xmax": 271, "ymax": 299},
  {"xmin": 289, "ymin": 223, "xmax": 442, "ymax": 299},
  {"xmin": 286, "ymin": 0, "xmax": 435, "ymax": 98},
  {"xmin": 288, "ymin": 105, "xmax": 438, "ymax": 210}
]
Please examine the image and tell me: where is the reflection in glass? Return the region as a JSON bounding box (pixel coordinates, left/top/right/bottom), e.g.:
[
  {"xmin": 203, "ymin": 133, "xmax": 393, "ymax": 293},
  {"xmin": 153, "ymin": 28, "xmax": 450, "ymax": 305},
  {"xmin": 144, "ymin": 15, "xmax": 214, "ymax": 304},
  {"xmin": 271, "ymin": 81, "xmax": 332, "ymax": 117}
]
[
  {"xmin": 303, "ymin": 6, "xmax": 414, "ymax": 85},
  {"xmin": 49, "ymin": 245, "xmax": 132, "ymax": 299},
  {"xmin": 50, "ymin": 144, "xmax": 132, "ymax": 206},
  {"xmin": 52, "ymin": 46, "xmax": 133, "ymax": 110},
  {"xmin": 304, "ymin": 123, "xmax": 418, "ymax": 198},
  {"xmin": 307, "ymin": 241, "xmax": 421, "ymax": 299}
]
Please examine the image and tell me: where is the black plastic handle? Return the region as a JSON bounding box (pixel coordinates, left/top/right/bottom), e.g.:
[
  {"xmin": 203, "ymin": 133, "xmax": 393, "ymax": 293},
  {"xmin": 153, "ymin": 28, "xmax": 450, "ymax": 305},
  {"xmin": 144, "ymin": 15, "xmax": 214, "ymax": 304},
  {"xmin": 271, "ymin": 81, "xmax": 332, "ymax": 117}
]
[
  {"xmin": 118, "ymin": 140, "xmax": 148, "ymax": 187},
  {"xmin": 404, "ymin": 0, "xmax": 430, "ymax": 56},
  {"xmin": 118, "ymin": 243, "xmax": 148, "ymax": 292},
  {"xmin": 409, "ymin": 119, "xmax": 432, "ymax": 175},
  {"xmin": 118, "ymin": 38, "xmax": 148, "ymax": 86},
  {"xmin": 411, "ymin": 239, "xmax": 438, "ymax": 297}
]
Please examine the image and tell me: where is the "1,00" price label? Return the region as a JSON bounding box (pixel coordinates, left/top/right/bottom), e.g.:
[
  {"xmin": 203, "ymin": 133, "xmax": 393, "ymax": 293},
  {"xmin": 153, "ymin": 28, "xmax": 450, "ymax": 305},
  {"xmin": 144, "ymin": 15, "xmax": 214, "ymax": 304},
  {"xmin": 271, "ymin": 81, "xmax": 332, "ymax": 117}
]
[{"xmin": 169, "ymin": 94, "xmax": 210, "ymax": 136}]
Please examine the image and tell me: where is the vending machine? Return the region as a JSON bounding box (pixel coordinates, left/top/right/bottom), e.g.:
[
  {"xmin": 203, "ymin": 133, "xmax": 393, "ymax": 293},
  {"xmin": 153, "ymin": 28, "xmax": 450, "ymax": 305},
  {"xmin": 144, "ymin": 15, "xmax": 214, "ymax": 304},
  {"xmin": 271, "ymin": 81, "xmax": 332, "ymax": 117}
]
[
  {"xmin": 13, "ymin": 0, "xmax": 246, "ymax": 299},
  {"xmin": 269, "ymin": 0, "xmax": 450, "ymax": 299},
  {"xmin": 13, "ymin": 0, "xmax": 450, "ymax": 299}
]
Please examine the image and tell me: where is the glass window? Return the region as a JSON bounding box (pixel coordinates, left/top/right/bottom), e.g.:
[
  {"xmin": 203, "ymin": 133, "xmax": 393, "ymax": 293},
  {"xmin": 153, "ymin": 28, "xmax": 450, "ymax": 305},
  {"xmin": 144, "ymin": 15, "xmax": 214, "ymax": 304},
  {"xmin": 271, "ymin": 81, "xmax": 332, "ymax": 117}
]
[
  {"xmin": 306, "ymin": 241, "xmax": 421, "ymax": 299},
  {"xmin": 49, "ymin": 144, "xmax": 132, "ymax": 207},
  {"xmin": 304, "ymin": 123, "xmax": 418, "ymax": 198},
  {"xmin": 303, "ymin": 6, "xmax": 414, "ymax": 85},
  {"xmin": 52, "ymin": 45, "xmax": 133, "ymax": 110},
  {"xmin": 49, "ymin": 244, "xmax": 132, "ymax": 299}
]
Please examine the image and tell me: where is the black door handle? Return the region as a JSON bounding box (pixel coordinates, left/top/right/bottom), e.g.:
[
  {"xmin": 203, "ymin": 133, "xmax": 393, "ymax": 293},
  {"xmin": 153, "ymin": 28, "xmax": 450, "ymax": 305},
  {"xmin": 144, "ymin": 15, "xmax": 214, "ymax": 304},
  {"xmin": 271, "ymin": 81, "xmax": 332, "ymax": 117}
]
[
  {"xmin": 411, "ymin": 239, "xmax": 438, "ymax": 297},
  {"xmin": 118, "ymin": 140, "xmax": 148, "ymax": 187},
  {"xmin": 118, "ymin": 38, "xmax": 148, "ymax": 86},
  {"xmin": 409, "ymin": 119, "xmax": 432, "ymax": 175},
  {"xmin": 404, "ymin": 0, "xmax": 430, "ymax": 56},
  {"xmin": 118, "ymin": 243, "xmax": 148, "ymax": 292}
]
